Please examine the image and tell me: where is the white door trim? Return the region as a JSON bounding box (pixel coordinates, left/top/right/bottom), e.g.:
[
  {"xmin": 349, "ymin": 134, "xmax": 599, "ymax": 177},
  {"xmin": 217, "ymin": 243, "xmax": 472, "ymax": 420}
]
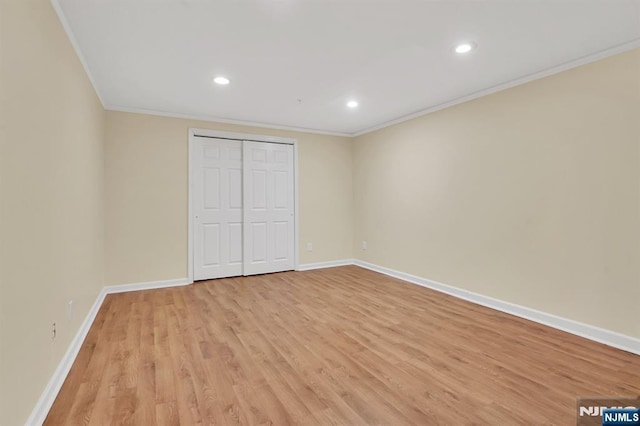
[{"xmin": 188, "ymin": 128, "xmax": 299, "ymax": 282}]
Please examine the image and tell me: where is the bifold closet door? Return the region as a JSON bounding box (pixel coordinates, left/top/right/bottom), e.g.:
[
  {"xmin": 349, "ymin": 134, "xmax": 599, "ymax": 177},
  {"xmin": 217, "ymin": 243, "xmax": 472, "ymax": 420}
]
[
  {"xmin": 243, "ymin": 141, "xmax": 295, "ymax": 275},
  {"xmin": 192, "ymin": 137, "xmax": 244, "ymax": 280}
]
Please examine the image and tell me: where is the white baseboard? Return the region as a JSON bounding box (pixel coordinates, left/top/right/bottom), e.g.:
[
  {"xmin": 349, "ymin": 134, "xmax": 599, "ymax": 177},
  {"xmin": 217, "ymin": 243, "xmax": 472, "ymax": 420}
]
[
  {"xmin": 26, "ymin": 262, "xmax": 639, "ymax": 424},
  {"xmin": 297, "ymin": 259, "xmax": 355, "ymax": 271},
  {"xmin": 354, "ymin": 260, "xmax": 640, "ymax": 356},
  {"xmin": 104, "ymin": 277, "xmax": 192, "ymax": 294},
  {"xmin": 25, "ymin": 277, "xmax": 191, "ymax": 425},
  {"xmin": 25, "ymin": 287, "xmax": 108, "ymax": 426}
]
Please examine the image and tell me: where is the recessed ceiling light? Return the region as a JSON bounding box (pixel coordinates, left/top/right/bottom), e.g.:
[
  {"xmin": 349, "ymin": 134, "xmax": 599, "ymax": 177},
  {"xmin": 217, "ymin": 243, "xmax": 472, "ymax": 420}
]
[
  {"xmin": 347, "ymin": 100, "xmax": 358, "ymax": 108},
  {"xmin": 454, "ymin": 43, "xmax": 475, "ymax": 54},
  {"xmin": 213, "ymin": 76, "xmax": 230, "ymax": 85}
]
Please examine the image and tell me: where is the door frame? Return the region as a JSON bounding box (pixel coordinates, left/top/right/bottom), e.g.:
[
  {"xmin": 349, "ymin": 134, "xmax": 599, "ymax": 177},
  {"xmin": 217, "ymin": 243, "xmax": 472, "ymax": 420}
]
[{"xmin": 188, "ymin": 128, "xmax": 299, "ymax": 282}]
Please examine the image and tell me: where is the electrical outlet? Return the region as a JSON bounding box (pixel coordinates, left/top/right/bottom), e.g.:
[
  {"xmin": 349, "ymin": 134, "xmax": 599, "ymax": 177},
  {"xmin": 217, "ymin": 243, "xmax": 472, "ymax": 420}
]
[
  {"xmin": 362, "ymin": 241, "xmax": 368, "ymax": 250},
  {"xmin": 67, "ymin": 300, "xmax": 74, "ymax": 321},
  {"xmin": 306, "ymin": 242, "xmax": 313, "ymax": 252},
  {"xmin": 52, "ymin": 322, "xmax": 56, "ymax": 340}
]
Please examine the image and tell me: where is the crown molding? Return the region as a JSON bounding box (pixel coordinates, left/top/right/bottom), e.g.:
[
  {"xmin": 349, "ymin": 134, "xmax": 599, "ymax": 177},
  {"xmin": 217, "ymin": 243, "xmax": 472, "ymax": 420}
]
[
  {"xmin": 106, "ymin": 38, "xmax": 640, "ymax": 139},
  {"xmin": 352, "ymin": 38, "xmax": 640, "ymax": 137},
  {"xmin": 51, "ymin": 0, "xmax": 640, "ymax": 139},
  {"xmin": 105, "ymin": 106, "xmax": 353, "ymax": 138},
  {"xmin": 50, "ymin": 0, "xmax": 106, "ymax": 106}
]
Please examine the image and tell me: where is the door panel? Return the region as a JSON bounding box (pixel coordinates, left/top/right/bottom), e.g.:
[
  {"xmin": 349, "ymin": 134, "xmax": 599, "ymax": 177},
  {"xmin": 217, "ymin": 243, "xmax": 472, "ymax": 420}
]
[
  {"xmin": 203, "ymin": 168, "xmax": 220, "ymax": 209},
  {"xmin": 228, "ymin": 222, "xmax": 243, "ymax": 265},
  {"xmin": 228, "ymin": 169, "xmax": 242, "ymax": 209},
  {"xmin": 252, "ymin": 170, "xmax": 267, "ymax": 209},
  {"xmin": 193, "ymin": 137, "xmax": 243, "ymax": 280},
  {"xmin": 274, "ymin": 221, "xmax": 289, "ymax": 260},
  {"xmin": 203, "ymin": 224, "xmax": 220, "ymax": 266},
  {"xmin": 243, "ymin": 141, "xmax": 295, "ymax": 275},
  {"xmin": 251, "ymin": 222, "xmax": 268, "ymax": 263}
]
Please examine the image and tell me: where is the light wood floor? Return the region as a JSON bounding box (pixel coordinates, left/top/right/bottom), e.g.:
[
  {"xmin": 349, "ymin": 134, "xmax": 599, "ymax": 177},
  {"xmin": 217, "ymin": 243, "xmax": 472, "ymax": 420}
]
[{"xmin": 46, "ymin": 266, "xmax": 640, "ymax": 425}]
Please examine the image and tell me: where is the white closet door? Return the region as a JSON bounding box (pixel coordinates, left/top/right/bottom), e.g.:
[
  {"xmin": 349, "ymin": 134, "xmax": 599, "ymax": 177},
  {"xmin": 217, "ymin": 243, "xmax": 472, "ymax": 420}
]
[
  {"xmin": 192, "ymin": 137, "xmax": 243, "ymax": 280},
  {"xmin": 243, "ymin": 141, "xmax": 295, "ymax": 275}
]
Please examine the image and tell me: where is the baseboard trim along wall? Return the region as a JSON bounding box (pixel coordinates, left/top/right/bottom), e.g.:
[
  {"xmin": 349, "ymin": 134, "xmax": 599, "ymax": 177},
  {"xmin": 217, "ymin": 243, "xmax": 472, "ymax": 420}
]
[
  {"xmin": 27, "ymin": 260, "xmax": 640, "ymax": 424},
  {"xmin": 26, "ymin": 277, "xmax": 192, "ymax": 425},
  {"xmin": 104, "ymin": 277, "xmax": 192, "ymax": 294},
  {"xmin": 25, "ymin": 287, "xmax": 108, "ymax": 426},
  {"xmin": 297, "ymin": 259, "xmax": 356, "ymax": 271},
  {"xmin": 353, "ymin": 260, "xmax": 640, "ymax": 356}
]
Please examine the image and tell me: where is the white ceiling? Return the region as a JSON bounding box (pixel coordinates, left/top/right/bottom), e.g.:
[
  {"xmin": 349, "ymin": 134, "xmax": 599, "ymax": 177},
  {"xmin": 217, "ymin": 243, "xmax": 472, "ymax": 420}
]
[{"xmin": 56, "ymin": 0, "xmax": 640, "ymax": 136}]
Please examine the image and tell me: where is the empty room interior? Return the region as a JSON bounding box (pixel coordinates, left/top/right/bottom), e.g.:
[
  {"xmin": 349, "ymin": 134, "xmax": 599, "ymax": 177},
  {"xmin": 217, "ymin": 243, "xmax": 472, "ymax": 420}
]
[{"xmin": 2, "ymin": 0, "xmax": 640, "ymax": 425}]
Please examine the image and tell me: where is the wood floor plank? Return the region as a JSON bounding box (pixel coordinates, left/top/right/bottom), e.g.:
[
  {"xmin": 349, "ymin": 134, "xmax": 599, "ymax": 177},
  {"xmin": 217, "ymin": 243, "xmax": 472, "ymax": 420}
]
[{"xmin": 45, "ymin": 266, "xmax": 640, "ymax": 425}]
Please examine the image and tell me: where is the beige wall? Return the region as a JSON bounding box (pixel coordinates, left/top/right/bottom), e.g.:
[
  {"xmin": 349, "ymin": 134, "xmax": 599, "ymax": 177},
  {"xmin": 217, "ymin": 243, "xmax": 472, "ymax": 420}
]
[
  {"xmin": 105, "ymin": 111, "xmax": 353, "ymax": 285},
  {"xmin": 1, "ymin": 0, "xmax": 639, "ymax": 421},
  {"xmin": 0, "ymin": 0, "xmax": 106, "ymax": 424},
  {"xmin": 354, "ymin": 48, "xmax": 640, "ymax": 339}
]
